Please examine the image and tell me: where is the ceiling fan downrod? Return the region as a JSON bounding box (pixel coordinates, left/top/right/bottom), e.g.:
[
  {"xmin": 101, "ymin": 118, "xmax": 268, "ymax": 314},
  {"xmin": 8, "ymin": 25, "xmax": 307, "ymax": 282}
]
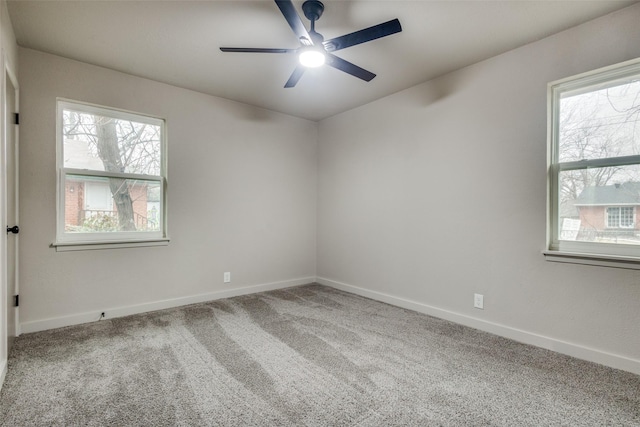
[{"xmin": 302, "ymin": 0, "xmax": 324, "ymax": 43}]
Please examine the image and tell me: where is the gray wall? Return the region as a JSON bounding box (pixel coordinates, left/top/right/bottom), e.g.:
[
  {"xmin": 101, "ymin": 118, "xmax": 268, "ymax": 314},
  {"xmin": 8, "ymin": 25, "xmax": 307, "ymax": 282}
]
[
  {"xmin": 18, "ymin": 48, "xmax": 317, "ymax": 329},
  {"xmin": 1, "ymin": 1, "xmax": 17, "ymax": 71},
  {"xmin": 317, "ymin": 5, "xmax": 640, "ymax": 370}
]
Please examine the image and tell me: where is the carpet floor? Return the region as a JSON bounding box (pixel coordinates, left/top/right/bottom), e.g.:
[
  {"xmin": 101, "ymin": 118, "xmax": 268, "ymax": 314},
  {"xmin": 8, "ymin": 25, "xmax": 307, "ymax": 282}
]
[{"xmin": 0, "ymin": 283, "xmax": 638, "ymax": 426}]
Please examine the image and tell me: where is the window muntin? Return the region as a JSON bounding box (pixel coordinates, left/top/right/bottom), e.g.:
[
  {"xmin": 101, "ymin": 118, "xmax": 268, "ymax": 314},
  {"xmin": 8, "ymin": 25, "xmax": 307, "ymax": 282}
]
[
  {"xmin": 56, "ymin": 100, "xmax": 167, "ymax": 244},
  {"xmin": 549, "ymin": 59, "xmax": 640, "ymax": 257}
]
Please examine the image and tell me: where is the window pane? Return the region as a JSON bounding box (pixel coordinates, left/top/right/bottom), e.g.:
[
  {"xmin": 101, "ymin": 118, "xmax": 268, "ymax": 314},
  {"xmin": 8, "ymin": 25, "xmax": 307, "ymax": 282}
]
[
  {"xmin": 606, "ymin": 207, "xmax": 619, "ymax": 228},
  {"xmin": 621, "ymin": 207, "xmax": 634, "ymax": 228},
  {"xmin": 558, "ymin": 80, "xmax": 640, "ymax": 162},
  {"xmin": 62, "ymin": 109, "xmax": 161, "ymax": 176},
  {"xmin": 64, "ymin": 175, "xmax": 161, "ymax": 233},
  {"xmin": 559, "ymin": 165, "xmax": 640, "ymax": 244}
]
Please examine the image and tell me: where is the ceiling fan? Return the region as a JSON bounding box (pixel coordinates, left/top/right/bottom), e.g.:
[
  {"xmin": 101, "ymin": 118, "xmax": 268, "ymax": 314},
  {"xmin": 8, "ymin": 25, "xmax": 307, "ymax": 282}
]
[{"xmin": 220, "ymin": 0, "xmax": 402, "ymax": 88}]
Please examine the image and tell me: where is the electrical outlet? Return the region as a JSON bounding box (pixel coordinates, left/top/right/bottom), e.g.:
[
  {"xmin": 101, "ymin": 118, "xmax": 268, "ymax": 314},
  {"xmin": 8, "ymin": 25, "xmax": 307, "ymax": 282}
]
[
  {"xmin": 474, "ymin": 293, "xmax": 484, "ymax": 309},
  {"xmin": 224, "ymin": 272, "xmax": 231, "ymax": 283}
]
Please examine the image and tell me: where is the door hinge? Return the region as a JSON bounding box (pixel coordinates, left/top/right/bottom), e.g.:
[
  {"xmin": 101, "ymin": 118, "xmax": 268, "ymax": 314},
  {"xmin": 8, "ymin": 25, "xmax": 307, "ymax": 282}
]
[
  {"xmin": 14, "ymin": 294, "xmax": 19, "ymax": 307},
  {"xmin": 14, "ymin": 113, "xmax": 19, "ymax": 125}
]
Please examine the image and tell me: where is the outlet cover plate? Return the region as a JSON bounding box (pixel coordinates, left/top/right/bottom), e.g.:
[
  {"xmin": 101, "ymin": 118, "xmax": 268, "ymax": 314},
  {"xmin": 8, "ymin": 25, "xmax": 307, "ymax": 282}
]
[{"xmin": 474, "ymin": 293, "xmax": 484, "ymax": 309}]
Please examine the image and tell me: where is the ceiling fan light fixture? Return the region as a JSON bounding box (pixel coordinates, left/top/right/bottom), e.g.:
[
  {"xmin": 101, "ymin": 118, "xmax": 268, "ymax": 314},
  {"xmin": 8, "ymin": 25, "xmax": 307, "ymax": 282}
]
[{"xmin": 299, "ymin": 49, "xmax": 325, "ymax": 68}]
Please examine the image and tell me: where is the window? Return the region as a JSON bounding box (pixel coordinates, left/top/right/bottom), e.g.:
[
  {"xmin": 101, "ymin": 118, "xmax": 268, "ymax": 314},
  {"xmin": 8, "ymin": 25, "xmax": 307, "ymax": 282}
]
[
  {"xmin": 548, "ymin": 58, "xmax": 640, "ymax": 261},
  {"xmin": 56, "ymin": 100, "xmax": 167, "ymax": 248},
  {"xmin": 606, "ymin": 207, "xmax": 635, "ymax": 229}
]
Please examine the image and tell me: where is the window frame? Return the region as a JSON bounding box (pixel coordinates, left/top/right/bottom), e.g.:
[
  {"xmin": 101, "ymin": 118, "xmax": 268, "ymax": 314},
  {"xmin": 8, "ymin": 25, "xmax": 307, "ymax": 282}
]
[
  {"xmin": 54, "ymin": 99, "xmax": 169, "ymax": 250},
  {"xmin": 547, "ymin": 58, "xmax": 640, "ymax": 265}
]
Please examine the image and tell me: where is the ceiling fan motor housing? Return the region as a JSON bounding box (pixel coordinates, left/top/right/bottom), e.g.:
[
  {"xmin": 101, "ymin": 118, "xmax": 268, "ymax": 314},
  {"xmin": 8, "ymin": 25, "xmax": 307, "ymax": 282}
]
[{"xmin": 302, "ymin": 0, "xmax": 324, "ymax": 22}]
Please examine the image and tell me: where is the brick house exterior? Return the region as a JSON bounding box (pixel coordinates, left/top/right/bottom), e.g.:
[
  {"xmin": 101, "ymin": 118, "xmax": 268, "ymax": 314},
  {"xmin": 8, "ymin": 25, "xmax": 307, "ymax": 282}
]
[
  {"xmin": 573, "ymin": 182, "xmax": 640, "ymax": 241},
  {"xmin": 64, "ymin": 177, "xmax": 149, "ymax": 230}
]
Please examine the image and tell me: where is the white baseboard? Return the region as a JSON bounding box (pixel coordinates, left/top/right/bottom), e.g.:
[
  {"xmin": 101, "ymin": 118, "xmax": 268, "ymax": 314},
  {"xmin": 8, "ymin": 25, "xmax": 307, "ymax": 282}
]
[
  {"xmin": 316, "ymin": 277, "xmax": 640, "ymax": 376},
  {"xmin": 20, "ymin": 276, "xmax": 316, "ymax": 334}
]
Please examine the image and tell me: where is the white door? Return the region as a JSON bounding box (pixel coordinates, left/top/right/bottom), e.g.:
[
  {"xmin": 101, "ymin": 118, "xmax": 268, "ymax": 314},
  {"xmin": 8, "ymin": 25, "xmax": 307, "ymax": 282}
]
[{"xmin": 3, "ymin": 65, "xmax": 19, "ymax": 356}]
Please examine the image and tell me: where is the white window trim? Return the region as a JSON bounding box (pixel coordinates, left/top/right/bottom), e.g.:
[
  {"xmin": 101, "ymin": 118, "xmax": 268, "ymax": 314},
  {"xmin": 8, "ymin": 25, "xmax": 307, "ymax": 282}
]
[
  {"xmin": 53, "ymin": 99, "xmax": 169, "ymax": 250},
  {"xmin": 542, "ymin": 250, "xmax": 640, "ymax": 270},
  {"xmin": 546, "ymin": 57, "xmax": 640, "ymax": 268},
  {"xmin": 53, "ymin": 239, "xmax": 169, "ymax": 252}
]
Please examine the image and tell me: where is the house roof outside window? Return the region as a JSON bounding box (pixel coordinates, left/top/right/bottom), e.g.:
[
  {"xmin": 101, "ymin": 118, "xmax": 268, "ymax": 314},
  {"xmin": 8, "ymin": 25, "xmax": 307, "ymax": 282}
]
[{"xmin": 574, "ymin": 182, "xmax": 640, "ymax": 206}]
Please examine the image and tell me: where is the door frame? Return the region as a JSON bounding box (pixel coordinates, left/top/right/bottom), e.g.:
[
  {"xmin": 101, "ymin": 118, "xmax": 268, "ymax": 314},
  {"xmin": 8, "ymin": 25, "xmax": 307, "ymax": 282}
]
[
  {"xmin": 0, "ymin": 49, "xmax": 19, "ymax": 387},
  {"xmin": 6, "ymin": 57, "xmax": 19, "ymax": 337}
]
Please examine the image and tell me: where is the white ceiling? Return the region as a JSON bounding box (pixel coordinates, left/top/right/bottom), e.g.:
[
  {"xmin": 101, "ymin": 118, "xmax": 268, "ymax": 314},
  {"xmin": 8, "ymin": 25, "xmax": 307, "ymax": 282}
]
[{"xmin": 7, "ymin": 0, "xmax": 639, "ymax": 121}]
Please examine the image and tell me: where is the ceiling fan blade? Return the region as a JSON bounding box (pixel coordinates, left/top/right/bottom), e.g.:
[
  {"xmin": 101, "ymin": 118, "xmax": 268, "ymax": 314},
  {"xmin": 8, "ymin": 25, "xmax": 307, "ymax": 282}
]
[
  {"xmin": 326, "ymin": 54, "xmax": 376, "ymax": 82},
  {"xmin": 284, "ymin": 65, "xmax": 306, "ymax": 88},
  {"xmin": 275, "ymin": 0, "xmax": 313, "ymax": 46},
  {"xmin": 220, "ymin": 47, "xmax": 296, "ymax": 53},
  {"xmin": 323, "ymin": 19, "xmax": 402, "ymax": 52}
]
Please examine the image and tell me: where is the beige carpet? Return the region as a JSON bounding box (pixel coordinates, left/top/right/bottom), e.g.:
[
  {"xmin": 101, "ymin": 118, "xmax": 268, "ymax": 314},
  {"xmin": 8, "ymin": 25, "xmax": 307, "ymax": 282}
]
[{"xmin": 1, "ymin": 284, "xmax": 638, "ymax": 426}]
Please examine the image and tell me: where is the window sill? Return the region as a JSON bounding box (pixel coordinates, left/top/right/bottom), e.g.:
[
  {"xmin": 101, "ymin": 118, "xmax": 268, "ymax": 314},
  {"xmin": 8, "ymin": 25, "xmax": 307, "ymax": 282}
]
[
  {"xmin": 52, "ymin": 238, "xmax": 170, "ymax": 252},
  {"xmin": 542, "ymin": 250, "xmax": 640, "ymax": 270}
]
